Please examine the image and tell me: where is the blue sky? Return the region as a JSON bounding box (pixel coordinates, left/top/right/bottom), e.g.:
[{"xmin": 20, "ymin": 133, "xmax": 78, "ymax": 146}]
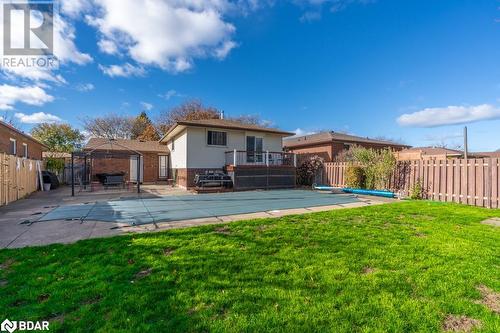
[{"xmin": 1, "ymin": 0, "xmax": 500, "ymax": 151}]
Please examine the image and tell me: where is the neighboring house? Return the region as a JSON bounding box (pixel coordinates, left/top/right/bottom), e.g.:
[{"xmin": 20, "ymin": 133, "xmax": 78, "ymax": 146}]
[
  {"xmin": 283, "ymin": 131, "xmax": 409, "ymax": 162},
  {"xmin": 395, "ymin": 147, "xmax": 463, "ymax": 160},
  {"xmin": 159, "ymin": 119, "xmax": 296, "ymax": 188},
  {"xmin": 471, "ymin": 151, "xmax": 500, "ymax": 159},
  {"xmin": 84, "ymin": 138, "xmax": 169, "ymax": 183},
  {"xmin": 0, "ymin": 120, "xmax": 46, "ymax": 160}
]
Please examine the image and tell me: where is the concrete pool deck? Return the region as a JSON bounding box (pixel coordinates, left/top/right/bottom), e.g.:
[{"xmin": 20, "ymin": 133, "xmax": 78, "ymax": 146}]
[{"xmin": 0, "ymin": 187, "xmax": 394, "ymax": 249}]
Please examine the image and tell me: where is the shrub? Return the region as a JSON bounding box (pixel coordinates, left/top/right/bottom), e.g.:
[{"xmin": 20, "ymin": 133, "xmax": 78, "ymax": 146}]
[
  {"xmin": 297, "ymin": 155, "xmax": 324, "ymax": 186},
  {"xmin": 410, "ymin": 179, "xmax": 424, "ymax": 200},
  {"xmin": 45, "ymin": 157, "xmax": 65, "ymax": 173},
  {"xmin": 345, "ymin": 165, "xmax": 365, "ymax": 188},
  {"xmin": 351, "ymin": 147, "xmax": 396, "ymax": 190}
]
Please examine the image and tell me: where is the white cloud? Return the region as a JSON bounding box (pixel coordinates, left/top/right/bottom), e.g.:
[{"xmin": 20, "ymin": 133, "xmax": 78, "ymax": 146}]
[
  {"xmin": 397, "ymin": 104, "xmax": 500, "ymax": 127},
  {"xmin": 76, "ymin": 83, "xmax": 95, "ymax": 92},
  {"xmin": 15, "ymin": 112, "xmax": 62, "ymax": 124},
  {"xmin": 140, "ymin": 102, "xmax": 153, "ymax": 111},
  {"xmin": 292, "ymin": 128, "xmax": 317, "ymax": 137},
  {"xmin": 54, "ymin": 15, "xmax": 93, "ymax": 65},
  {"xmin": 86, "ymin": 0, "xmax": 237, "ymax": 72},
  {"xmin": 214, "ymin": 40, "xmax": 238, "ymax": 59},
  {"xmin": 159, "ymin": 89, "xmax": 182, "ymax": 100},
  {"xmin": 299, "ymin": 11, "xmax": 322, "ymax": 22},
  {"xmin": 61, "ymin": 0, "xmax": 92, "ymax": 18},
  {"xmin": 2, "ymin": 67, "xmax": 67, "ymax": 84},
  {"xmin": 97, "ymin": 39, "xmax": 118, "ymax": 55},
  {"xmin": 98, "ymin": 63, "xmax": 146, "ymax": 78},
  {"xmin": 0, "ymin": 84, "xmax": 54, "ymax": 110}
]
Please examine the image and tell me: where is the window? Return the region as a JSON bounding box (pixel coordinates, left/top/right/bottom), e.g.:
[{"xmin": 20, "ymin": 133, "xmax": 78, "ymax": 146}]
[
  {"xmin": 171, "ymin": 138, "xmax": 175, "ymax": 151},
  {"xmin": 9, "ymin": 138, "xmax": 16, "ymax": 155},
  {"xmin": 22, "ymin": 143, "xmax": 28, "ymax": 158},
  {"xmin": 246, "ymin": 136, "xmax": 263, "ymax": 163},
  {"xmin": 207, "ymin": 130, "xmax": 227, "ymax": 146},
  {"xmin": 158, "ymin": 155, "xmax": 168, "ymax": 178}
]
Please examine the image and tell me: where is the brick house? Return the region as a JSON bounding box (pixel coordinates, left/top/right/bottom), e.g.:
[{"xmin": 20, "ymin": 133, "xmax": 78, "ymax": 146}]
[
  {"xmin": 0, "ymin": 120, "xmax": 46, "ymax": 160},
  {"xmin": 283, "ymin": 131, "xmax": 410, "ymax": 162},
  {"xmin": 395, "ymin": 147, "xmax": 463, "ymax": 160},
  {"xmin": 84, "ymin": 138, "xmax": 169, "ymax": 183}
]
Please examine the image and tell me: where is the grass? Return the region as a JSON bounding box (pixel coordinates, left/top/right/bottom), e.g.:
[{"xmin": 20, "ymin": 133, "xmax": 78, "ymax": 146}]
[{"xmin": 0, "ymin": 201, "xmax": 499, "ymax": 332}]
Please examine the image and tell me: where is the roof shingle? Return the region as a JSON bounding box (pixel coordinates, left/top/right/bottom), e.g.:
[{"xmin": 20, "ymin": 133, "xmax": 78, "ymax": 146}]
[
  {"xmin": 162, "ymin": 118, "xmax": 294, "ymax": 140},
  {"xmin": 283, "ymin": 131, "xmax": 409, "ymax": 148},
  {"xmin": 84, "ymin": 138, "xmax": 169, "ymax": 153}
]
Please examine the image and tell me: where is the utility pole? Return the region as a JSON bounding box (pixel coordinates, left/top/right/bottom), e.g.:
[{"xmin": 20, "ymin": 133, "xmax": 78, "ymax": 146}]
[{"xmin": 463, "ymin": 126, "xmax": 468, "ymax": 159}]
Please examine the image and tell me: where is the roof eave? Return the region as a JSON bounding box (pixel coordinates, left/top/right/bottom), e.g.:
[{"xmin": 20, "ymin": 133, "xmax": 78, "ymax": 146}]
[{"xmin": 176, "ymin": 121, "xmax": 295, "ymax": 136}]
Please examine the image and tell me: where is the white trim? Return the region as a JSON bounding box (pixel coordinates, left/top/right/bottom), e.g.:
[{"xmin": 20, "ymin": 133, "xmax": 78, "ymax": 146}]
[
  {"xmin": 9, "ymin": 138, "xmax": 16, "ymax": 155},
  {"xmin": 22, "ymin": 143, "xmax": 28, "ymax": 158}
]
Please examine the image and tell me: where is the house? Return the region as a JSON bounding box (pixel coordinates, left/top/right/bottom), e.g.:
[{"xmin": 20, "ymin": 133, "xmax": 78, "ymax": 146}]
[
  {"xmin": 159, "ymin": 118, "xmax": 296, "ymax": 189},
  {"xmin": 83, "ymin": 138, "xmax": 169, "ymax": 183},
  {"xmin": 470, "ymin": 151, "xmax": 500, "ymax": 159},
  {"xmin": 283, "ymin": 131, "xmax": 410, "ymax": 162},
  {"xmin": 395, "ymin": 147, "xmax": 463, "ymax": 160},
  {"xmin": 0, "ymin": 120, "xmax": 46, "ymax": 160}
]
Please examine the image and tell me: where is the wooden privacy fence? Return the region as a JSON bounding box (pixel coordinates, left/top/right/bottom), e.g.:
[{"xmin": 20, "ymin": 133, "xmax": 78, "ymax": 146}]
[
  {"xmin": 322, "ymin": 158, "xmax": 500, "ymax": 209},
  {"xmin": 0, "ymin": 153, "xmax": 40, "ymax": 206}
]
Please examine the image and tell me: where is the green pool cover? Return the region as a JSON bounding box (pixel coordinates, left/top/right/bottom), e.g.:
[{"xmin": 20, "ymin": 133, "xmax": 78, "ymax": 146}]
[{"xmin": 37, "ymin": 190, "xmax": 359, "ymax": 225}]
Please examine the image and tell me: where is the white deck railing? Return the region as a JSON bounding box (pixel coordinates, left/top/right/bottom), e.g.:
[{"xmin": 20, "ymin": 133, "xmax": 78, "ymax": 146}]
[{"xmin": 225, "ymin": 150, "xmax": 296, "ymax": 167}]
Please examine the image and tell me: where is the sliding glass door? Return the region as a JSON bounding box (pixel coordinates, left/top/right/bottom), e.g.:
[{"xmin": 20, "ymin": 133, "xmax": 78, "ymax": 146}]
[{"xmin": 246, "ymin": 136, "xmax": 263, "ymax": 163}]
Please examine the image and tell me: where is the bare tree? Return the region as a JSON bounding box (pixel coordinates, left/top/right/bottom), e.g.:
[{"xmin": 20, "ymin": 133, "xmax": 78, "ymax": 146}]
[
  {"xmin": 82, "ymin": 114, "xmax": 134, "ymax": 139},
  {"xmin": 0, "ymin": 111, "xmax": 21, "ymax": 129},
  {"xmin": 229, "ymin": 114, "xmax": 269, "ymax": 126},
  {"xmin": 156, "ymin": 100, "xmax": 220, "ymax": 134},
  {"xmin": 433, "ymin": 140, "xmax": 463, "ymax": 150},
  {"xmin": 157, "ymin": 100, "xmax": 272, "ymax": 135},
  {"xmin": 373, "ymin": 136, "xmax": 405, "ymax": 145}
]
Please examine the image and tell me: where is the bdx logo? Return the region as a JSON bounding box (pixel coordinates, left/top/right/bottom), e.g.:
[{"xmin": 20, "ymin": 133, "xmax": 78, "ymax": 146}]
[{"xmin": 2, "ymin": 0, "xmax": 54, "ymax": 56}]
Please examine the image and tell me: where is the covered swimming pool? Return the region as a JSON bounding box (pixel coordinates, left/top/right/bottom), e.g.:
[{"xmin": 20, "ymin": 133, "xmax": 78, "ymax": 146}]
[{"xmin": 37, "ymin": 190, "xmax": 360, "ymax": 225}]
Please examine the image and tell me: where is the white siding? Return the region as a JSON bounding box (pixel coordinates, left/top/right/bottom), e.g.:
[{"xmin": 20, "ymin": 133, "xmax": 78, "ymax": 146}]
[
  {"xmin": 186, "ymin": 127, "xmax": 284, "ymax": 168},
  {"xmin": 166, "ymin": 129, "xmax": 188, "ymax": 168}
]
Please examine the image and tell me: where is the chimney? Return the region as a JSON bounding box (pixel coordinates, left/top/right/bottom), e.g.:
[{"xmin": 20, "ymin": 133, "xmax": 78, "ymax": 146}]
[{"xmin": 220, "ymin": 110, "xmax": 224, "ymax": 119}]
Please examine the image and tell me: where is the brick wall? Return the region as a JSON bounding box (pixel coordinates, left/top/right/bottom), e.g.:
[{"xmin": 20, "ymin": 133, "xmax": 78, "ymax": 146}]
[
  {"xmin": 90, "ymin": 152, "xmax": 161, "ymax": 183},
  {"xmin": 292, "ymin": 143, "xmax": 333, "ymax": 163},
  {"xmin": 289, "ymin": 141, "xmax": 406, "ymax": 162},
  {"xmin": 0, "ymin": 125, "xmax": 44, "ymax": 160}
]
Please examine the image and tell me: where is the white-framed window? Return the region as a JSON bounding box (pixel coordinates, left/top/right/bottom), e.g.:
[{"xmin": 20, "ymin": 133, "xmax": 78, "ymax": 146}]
[
  {"xmin": 158, "ymin": 155, "xmax": 168, "ymax": 178},
  {"xmin": 171, "ymin": 138, "xmax": 175, "ymax": 151},
  {"xmin": 9, "ymin": 138, "xmax": 16, "ymax": 155},
  {"xmin": 22, "ymin": 143, "xmax": 28, "ymax": 158},
  {"xmin": 207, "ymin": 130, "xmax": 227, "ymax": 146}
]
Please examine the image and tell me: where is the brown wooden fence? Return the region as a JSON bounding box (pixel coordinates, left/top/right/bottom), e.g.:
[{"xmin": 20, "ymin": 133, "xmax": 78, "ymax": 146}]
[
  {"xmin": 0, "ymin": 153, "xmax": 40, "ymax": 206},
  {"xmin": 322, "ymin": 158, "xmax": 500, "ymax": 209}
]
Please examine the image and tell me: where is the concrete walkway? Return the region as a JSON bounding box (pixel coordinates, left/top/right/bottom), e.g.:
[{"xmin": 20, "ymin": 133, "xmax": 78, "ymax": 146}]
[{"xmin": 0, "ymin": 187, "xmax": 394, "ymax": 249}]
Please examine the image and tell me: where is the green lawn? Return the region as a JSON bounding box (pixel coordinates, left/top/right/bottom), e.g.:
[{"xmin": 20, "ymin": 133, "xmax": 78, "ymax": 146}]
[{"xmin": 1, "ymin": 201, "xmax": 499, "ymax": 332}]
